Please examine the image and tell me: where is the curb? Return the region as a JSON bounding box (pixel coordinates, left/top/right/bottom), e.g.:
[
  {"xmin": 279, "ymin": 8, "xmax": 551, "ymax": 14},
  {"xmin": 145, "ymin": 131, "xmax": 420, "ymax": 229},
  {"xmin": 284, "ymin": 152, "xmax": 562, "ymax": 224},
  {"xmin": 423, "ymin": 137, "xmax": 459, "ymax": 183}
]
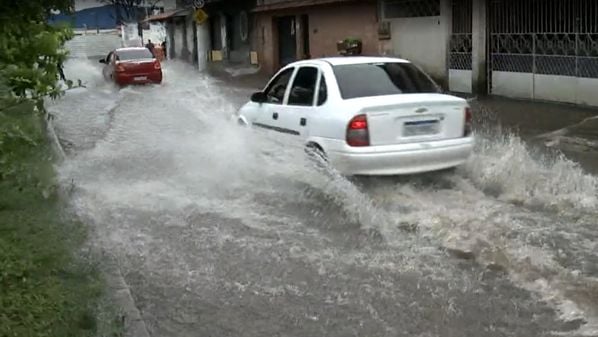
[
  {"xmin": 45, "ymin": 112, "xmax": 150, "ymax": 337},
  {"xmin": 46, "ymin": 114, "xmax": 66, "ymax": 162},
  {"xmin": 104, "ymin": 259, "xmax": 151, "ymax": 337}
]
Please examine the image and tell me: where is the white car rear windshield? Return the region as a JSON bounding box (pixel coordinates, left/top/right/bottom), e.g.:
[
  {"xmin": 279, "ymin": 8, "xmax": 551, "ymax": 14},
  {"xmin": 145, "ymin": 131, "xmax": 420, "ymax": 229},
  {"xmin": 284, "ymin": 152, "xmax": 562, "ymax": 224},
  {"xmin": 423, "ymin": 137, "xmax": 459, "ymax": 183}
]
[
  {"xmin": 117, "ymin": 49, "xmax": 154, "ymax": 61},
  {"xmin": 333, "ymin": 62, "xmax": 440, "ymax": 99}
]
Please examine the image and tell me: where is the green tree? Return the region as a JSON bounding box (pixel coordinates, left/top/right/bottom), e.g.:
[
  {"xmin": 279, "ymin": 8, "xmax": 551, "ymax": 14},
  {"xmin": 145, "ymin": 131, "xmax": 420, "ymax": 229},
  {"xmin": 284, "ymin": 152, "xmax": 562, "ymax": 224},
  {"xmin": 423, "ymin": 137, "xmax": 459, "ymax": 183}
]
[
  {"xmin": 0, "ymin": 0, "xmax": 74, "ymax": 182},
  {"xmin": 0, "ymin": 0, "xmax": 74, "ymax": 101}
]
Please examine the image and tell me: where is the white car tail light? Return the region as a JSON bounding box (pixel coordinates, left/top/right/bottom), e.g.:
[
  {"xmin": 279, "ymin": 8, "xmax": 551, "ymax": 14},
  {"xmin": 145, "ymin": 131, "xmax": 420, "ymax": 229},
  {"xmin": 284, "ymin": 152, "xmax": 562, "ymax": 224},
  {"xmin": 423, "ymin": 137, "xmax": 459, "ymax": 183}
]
[
  {"xmin": 464, "ymin": 107, "xmax": 472, "ymax": 136},
  {"xmin": 346, "ymin": 114, "xmax": 370, "ymax": 147}
]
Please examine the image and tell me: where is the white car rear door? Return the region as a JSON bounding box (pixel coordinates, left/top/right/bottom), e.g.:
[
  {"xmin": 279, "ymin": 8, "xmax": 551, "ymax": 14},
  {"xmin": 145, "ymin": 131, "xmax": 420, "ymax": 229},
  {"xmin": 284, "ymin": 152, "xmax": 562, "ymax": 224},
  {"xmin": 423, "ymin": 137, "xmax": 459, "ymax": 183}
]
[{"xmin": 281, "ymin": 65, "xmax": 322, "ymax": 139}]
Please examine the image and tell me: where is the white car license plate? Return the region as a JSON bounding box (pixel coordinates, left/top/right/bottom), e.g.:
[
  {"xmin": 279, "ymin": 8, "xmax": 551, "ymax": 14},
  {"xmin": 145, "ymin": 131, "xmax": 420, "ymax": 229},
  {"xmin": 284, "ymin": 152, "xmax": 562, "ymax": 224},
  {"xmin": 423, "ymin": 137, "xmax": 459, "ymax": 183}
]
[
  {"xmin": 403, "ymin": 120, "xmax": 440, "ymax": 136},
  {"xmin": 134, "ymin": 76, "xmax": 147, "ymax": 81}
]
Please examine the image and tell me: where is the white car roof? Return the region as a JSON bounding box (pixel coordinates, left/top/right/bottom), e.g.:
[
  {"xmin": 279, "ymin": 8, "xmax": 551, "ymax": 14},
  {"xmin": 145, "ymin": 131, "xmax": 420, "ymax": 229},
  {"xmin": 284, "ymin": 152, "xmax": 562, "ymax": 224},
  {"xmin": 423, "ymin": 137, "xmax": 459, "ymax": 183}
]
[
  {"xmin": 115, "ymin": 47, "xmax": 149, "ymax": 52},
  {"xmin": 293, "ymin": 56, "xmax": 411, "ymax": 67}
]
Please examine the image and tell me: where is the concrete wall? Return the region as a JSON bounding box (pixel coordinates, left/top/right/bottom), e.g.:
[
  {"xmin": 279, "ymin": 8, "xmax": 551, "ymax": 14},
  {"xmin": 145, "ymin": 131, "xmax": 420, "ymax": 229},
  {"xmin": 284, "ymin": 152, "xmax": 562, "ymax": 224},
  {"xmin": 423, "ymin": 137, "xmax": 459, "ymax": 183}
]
[
  {"xmin": 492, "ymin": 73, "xmax": 598, "ymax": 107},
  {"xmin": 255, "ymin": 2, "xmax": 378, "ymax": 75},
  {"xmin": 308, "ymin": 3, "xmax": 378, "ymax": 58},
  {"xmin": 197, "ymin": 21, "xmax": 211, "ymax": 71},
  {"xmin": 386, "ymin": 16, "xmax": 446, "ymax": 81},
  {"xmin": 449, "ymin": 69, "xmax": 472, "ymax": 93}
]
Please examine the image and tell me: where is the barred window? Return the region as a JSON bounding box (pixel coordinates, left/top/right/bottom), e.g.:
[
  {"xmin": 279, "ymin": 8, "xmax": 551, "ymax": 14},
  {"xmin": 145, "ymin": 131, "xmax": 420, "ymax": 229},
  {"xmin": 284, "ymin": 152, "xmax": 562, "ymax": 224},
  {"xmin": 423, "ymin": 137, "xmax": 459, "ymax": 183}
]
[{"xmin": 383, "ymin": 0, "xmax": 440, "ymax": 18}]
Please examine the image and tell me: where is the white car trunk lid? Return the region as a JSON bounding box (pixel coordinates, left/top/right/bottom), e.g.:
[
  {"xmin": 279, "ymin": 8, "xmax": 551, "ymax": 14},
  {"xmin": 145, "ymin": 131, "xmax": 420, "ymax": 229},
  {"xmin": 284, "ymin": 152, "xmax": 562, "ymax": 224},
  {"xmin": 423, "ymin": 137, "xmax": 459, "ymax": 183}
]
[{"xmin": 354, "ymin": 94, "xmax": 468, "ymax": 146}]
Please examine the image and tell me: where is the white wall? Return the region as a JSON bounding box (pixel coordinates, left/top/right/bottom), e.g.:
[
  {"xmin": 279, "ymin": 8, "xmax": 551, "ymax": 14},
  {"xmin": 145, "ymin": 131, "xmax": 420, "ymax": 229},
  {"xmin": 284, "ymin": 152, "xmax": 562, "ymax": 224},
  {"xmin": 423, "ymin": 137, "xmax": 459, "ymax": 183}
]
[
  {"xmin": 492, "ymin": 72, "xmax": 533, "ymax": 99},
  {"xmin": 449, "ymin": 70, "xmax": 472, "ymax": 93},
  {"xmin": 491, "ymin": 72, "xmax": 598, "ymax": 107},
  {"xmin": 197, "ymin": 21, "xmax": 210, "ymax": 71},
  {"xmin": 388, "ymin": 16, "xmax": 447, "ymax": 80},
  {"xmin": 143, "ymin": 22, "xmax": 167, "ymax": 45}
]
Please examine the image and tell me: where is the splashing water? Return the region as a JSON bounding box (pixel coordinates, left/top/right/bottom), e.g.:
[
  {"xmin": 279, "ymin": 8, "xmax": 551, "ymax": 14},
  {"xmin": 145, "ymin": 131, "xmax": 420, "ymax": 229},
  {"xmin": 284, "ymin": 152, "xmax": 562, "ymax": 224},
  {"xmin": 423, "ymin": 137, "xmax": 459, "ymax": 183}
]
[
  {"xmin": 50, "ymin": 59, "xmax": 598, "ymax": 337},
  {"xmin": 465, "ymin": 132, "xmax": 598, "ymax": 210}
]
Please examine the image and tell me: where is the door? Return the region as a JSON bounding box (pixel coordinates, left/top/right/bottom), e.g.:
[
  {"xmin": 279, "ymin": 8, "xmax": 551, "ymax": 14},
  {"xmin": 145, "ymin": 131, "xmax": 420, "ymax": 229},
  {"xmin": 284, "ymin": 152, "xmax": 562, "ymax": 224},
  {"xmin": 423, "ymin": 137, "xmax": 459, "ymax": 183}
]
[
  {"xmin": 277, "ymin": 16, "xmax": 297, "ymax": 67},
  {"xmin": 301, "ymin": 15, "xmax": 310, "ymax": 58},
  {"xmin": 102, "ymin": 51, "xmax": 115, "ymax": 80},
  {"xmin": 283, "ymin": 66, "xmax": 322, "ymax": 138},
  {"xmin": 253, "ymin": 67, "xmax": 296, "ymax": 134}
]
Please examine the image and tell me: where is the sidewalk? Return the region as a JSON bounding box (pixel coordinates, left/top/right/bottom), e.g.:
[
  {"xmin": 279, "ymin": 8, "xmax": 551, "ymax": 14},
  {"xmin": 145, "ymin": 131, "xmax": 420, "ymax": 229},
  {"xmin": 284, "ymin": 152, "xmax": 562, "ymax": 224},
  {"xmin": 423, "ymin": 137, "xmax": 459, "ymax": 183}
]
[
  {"xmin": 472, "ymin": 96, "xmax": 598, "ymax": 174},
  {"xmin": 472, "ymin": 96, "xmax": 598, "ymax": 138},
  {"xmin": 206, "ymin": 62, "xmax": 267, "ymax": 90}
]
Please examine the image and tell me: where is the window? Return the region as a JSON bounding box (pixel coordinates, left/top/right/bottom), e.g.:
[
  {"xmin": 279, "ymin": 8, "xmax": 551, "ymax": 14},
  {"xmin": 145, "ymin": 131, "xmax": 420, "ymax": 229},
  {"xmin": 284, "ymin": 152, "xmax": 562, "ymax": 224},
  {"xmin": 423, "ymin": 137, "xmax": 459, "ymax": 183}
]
[
  {"xmin": 383, "ymin": 0, "xmax": 440, "ymax": 18},
  {"xmin": 265, "ymin": 68, "xmax": 294, "ymax": 104},
  {"xmin": 333, "ymin": 62, "xmax": 440, "ymax": 99},
  {"xmin": 317, "ymin": 73, "xmax": 327, "ymax": 106},
  {"xmin": 288, "ymin": 67, "xmax": 318, "ymax": 106},
  {"xmin": 116, "ymin": 48, "xmax": 155, "ymax": 61}
]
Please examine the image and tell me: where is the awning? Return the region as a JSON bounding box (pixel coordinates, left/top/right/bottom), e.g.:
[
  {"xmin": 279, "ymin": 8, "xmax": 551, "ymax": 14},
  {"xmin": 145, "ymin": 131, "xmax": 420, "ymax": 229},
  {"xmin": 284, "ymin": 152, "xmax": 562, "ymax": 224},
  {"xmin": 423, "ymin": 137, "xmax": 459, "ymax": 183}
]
[
  {"xmin": 142, "ymin": 9, "xmax": 191, "ymax": 22},
  {"xmin": 252, "ymin": 0, "xmax": 366, "ymax": 12}
]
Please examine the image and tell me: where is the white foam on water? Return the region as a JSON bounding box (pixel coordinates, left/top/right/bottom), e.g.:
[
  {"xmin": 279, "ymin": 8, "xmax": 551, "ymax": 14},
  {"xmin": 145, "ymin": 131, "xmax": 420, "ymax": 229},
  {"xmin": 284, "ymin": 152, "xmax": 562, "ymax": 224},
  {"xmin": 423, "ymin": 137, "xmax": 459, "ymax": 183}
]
[
  {"xmin": 52, "ymin": 59, "xmax": 598, "ymax": 336},
  {"xmin": 465, "ymin": 133, "xmax": 598, "ymax": 211}
]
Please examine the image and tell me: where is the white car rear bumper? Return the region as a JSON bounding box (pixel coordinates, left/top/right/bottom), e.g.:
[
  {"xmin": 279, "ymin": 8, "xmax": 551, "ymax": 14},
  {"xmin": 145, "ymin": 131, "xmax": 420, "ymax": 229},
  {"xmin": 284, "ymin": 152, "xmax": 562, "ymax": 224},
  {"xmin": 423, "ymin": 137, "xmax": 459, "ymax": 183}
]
[{"xmin": 326, "ymin": 136, "xmax": 474, "ymax": 176}]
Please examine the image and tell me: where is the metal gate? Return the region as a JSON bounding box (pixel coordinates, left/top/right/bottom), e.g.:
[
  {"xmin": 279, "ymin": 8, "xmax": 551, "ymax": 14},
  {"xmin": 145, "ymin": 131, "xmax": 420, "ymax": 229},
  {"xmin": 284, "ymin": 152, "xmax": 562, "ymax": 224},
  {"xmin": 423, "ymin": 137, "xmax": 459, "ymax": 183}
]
[
  {"xmin": 488, "ymin": 0, "xmax": 598, "ymax": 105},
  {"xmin": 448, "ymin": 0, "xmax": 472, "ymax": 92}
]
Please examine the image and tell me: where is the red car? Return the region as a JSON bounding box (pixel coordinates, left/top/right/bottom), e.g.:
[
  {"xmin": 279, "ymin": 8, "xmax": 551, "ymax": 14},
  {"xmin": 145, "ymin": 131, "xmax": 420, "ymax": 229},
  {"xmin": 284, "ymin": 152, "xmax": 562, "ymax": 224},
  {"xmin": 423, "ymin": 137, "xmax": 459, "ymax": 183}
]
[{"xmin": 100, "ymin": 47, "xmax": 162, "ymax": 86}]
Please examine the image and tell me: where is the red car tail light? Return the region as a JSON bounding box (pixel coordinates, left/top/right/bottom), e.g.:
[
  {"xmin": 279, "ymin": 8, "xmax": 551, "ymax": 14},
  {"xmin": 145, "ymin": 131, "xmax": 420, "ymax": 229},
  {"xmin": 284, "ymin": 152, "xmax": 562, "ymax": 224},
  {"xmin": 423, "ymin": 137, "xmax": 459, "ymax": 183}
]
[
  {"xmin": 464, "ymin": 107, "xmax": 473, "ymax": 136},
  {"xmin": 115, "ymin": 63, "xmax": 126, "ymax": 72},
  {"xmin": 346, "ymin": 114, "xmax": 370, "ymax": 147},
  {"xmin": 154, "ymin": 61, "xmax": 161, "ymax": 70}
]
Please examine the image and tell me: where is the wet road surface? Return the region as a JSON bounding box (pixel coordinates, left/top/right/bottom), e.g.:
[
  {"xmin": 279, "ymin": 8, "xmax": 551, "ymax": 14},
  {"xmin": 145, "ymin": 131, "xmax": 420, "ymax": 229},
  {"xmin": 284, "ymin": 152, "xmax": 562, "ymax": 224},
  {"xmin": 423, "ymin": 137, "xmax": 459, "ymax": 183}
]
[{"xmin": 47, "ymin": 60, "xmax": 598, "ymax": 337}]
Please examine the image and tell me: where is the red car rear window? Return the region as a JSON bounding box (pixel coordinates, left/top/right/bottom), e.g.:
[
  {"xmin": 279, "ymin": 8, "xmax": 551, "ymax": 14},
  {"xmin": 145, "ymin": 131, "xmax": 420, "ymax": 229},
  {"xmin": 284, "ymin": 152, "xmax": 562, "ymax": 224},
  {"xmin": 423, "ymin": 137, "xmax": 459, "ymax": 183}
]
[{"xmin": 116, "ymin": 49, "xmax": 154, "ymax": 61}]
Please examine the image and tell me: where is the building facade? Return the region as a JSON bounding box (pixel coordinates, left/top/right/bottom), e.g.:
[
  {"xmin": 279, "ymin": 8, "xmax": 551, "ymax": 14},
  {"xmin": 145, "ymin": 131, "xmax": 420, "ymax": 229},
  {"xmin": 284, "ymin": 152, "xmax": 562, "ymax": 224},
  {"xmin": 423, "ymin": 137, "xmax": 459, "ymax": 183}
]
[
  {"xmin": 253, "ymin": 0, "xmax": 379, "ymax": 75},
  {"xmin": 378, "ymin": 0, "xmax": 451, "ymax": 86},
  {"xmin": 378, "ymin": 0, "xmax": 598, "ymax": 106},
  {"xmin": 202, "ymin": 0, "xmax": 257, "ymax": 65}
]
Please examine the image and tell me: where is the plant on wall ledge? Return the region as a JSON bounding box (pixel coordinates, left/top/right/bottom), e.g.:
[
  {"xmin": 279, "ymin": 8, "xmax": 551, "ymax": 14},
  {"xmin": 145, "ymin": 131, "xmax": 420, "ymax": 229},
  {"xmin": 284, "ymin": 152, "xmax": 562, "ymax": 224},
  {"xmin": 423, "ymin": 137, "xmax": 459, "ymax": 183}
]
[{"xmin": 337, "ymin": 37, "xmax": 362, "ymax": 56}]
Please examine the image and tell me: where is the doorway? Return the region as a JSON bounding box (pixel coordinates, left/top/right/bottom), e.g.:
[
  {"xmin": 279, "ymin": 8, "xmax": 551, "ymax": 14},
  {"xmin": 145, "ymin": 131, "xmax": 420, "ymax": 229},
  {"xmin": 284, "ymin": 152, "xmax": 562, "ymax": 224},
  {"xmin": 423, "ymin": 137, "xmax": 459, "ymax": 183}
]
[
  {"xmin": 277, "ymin": 16, "xmax": 297, "ymax": 67},
  {"xmin": 301, "ymin": 14, "xmax": 310, "ymax": 58}
]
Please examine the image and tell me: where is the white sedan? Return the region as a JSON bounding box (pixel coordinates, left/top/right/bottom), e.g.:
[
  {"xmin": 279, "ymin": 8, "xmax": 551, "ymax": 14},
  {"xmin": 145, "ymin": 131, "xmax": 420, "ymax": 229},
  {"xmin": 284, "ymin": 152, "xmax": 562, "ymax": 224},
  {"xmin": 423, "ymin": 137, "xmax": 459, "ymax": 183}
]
[{"xmin": 235, "ymin": 57, "xmax": 474, "ymax": 176}]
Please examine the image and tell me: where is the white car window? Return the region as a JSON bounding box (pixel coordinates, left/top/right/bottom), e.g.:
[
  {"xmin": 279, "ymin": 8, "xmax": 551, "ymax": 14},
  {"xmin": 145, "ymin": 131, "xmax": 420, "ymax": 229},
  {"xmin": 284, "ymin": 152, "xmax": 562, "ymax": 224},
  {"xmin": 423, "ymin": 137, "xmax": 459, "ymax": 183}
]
[
  {"xmin": 264, "ymin": 67, "xmax": 294, "ymax": 104},
  {"xmin": 333, "ymin": 62, "xmax": 440, "ymax": 99},
  {"xmin": 116, "ymin": 48, "xmax": 154, "ymax": 61},
  {"xmin": 288, "ymin": 66, "xmax": 319, "ymax": 107},
  {"xmin": 316, "ymin": 72, "xmax": 327, "ymax": 106}
]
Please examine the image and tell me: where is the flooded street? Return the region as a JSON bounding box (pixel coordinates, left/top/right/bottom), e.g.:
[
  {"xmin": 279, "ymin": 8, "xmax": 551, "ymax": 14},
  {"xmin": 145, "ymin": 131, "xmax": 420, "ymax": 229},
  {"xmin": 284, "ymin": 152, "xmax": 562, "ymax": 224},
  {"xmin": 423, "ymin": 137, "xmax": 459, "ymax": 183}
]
[{"xmin": 47, "ymin": 59, "xmax": 598, "ymax": 337}]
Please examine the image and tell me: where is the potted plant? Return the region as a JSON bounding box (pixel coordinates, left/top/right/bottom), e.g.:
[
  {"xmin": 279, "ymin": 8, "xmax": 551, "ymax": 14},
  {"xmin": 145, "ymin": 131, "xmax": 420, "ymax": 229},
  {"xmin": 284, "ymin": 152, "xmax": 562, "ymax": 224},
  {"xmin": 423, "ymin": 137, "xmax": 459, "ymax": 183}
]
[{"xmin": 336, "ymin": 37, "xmax": 362, "ymax": 56}]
